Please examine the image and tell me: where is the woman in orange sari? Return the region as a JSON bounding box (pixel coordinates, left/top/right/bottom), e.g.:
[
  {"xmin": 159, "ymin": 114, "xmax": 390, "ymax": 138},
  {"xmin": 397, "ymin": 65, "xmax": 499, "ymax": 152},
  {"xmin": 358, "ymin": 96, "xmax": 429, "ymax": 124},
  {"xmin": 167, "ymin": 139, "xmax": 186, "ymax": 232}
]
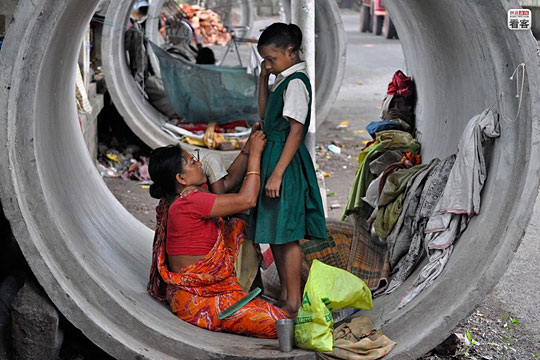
[{"xmin": 147, "ymin": 131, "xmax": 288, "ymax": 338}]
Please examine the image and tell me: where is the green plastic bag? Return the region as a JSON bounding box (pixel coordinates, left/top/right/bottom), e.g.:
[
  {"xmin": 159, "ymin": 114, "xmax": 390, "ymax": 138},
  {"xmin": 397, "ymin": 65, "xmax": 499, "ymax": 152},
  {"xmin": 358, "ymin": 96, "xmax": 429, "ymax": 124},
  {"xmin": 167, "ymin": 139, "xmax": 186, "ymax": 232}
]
[{"xmin": 295, "ymin": 260, "xmax": 373, "ymax": 352}]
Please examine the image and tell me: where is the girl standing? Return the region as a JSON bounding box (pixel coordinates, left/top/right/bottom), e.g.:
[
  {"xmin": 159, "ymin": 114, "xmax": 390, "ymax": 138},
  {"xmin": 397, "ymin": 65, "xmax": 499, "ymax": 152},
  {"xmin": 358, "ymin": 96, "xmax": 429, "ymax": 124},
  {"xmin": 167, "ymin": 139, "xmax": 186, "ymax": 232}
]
[{"xmin": 249, "ymin": 23, "xmax": 327, "ymax": 318}]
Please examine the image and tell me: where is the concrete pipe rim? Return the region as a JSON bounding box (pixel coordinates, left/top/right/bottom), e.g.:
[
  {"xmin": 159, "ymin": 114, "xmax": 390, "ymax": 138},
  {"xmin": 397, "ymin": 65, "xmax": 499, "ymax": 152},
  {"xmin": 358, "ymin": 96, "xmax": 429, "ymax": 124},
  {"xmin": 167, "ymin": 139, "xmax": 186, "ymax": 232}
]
[{"xmin": 1, "ymin": 0, "xmax": 540, "ymax": 359}]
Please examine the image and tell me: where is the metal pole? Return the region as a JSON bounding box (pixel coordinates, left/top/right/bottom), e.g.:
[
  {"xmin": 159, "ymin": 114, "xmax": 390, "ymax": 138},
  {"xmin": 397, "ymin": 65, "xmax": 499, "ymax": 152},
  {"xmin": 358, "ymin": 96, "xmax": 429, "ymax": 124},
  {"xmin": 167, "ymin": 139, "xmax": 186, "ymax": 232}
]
[{"xmin": 291, "ymin": 0, "xmax": 316, "ymax": 164}]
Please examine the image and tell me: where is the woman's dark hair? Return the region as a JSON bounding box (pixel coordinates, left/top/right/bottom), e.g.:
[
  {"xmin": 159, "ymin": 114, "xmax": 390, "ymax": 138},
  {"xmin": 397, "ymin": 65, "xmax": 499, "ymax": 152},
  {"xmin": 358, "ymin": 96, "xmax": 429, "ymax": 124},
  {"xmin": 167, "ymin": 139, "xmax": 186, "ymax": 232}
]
[
  {"xmin": 196, "ymin": 47, "xmax": 216, "ymax": 65},
  {"xmin": 148, "ymin": 144, "xmax": 183, "ymax": 199},
  {"xmin": 258, "ymin": 22, "xmax": 302, "ymax": 53}
]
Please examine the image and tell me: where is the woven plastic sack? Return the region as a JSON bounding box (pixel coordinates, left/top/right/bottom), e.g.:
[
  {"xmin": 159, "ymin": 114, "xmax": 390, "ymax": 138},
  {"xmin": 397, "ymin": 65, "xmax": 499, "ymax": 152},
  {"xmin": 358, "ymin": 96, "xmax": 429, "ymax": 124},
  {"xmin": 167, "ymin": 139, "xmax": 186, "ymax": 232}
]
[
  {"xmin": 150, "ymin": 42, "xmax": 259, "ymax": 124},
  {"xmin": 295, "ymin": 260, "xmax": 373, "ymax": 352}
]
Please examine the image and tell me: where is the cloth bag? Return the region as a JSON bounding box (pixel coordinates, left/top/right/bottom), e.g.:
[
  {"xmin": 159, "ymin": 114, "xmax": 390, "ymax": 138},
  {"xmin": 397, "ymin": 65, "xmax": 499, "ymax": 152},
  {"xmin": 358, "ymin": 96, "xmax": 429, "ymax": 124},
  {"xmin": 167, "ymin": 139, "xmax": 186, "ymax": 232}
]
[{"xmin": 318, "ymin": 315, "xmax": 396, "ymax": 360}]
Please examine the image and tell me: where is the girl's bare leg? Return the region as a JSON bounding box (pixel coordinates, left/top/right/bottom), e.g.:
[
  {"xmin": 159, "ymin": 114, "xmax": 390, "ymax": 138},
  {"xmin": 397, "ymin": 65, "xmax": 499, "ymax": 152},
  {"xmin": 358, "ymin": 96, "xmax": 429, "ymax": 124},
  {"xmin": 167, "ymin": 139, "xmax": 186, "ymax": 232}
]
[
  {"xmin": 270, "ymin": 244, "xmax": 287, "ymax": 306},
  {"xmin": 273, "ymin": 241, "xmax": 302, "ymax": 318}
]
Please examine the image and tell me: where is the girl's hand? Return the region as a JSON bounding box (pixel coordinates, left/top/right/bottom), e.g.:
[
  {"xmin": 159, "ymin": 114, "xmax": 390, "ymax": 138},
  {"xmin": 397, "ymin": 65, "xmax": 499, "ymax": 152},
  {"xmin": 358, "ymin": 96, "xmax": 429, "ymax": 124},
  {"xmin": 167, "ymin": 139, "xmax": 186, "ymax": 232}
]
[
  {"xmin": 265, "ymin": 172, "xmax": 282, "ymax": 198},
  {"xmin": 249, "ymin": 131, "xmax": 267, "ymax": 156},
  {"xmin": 260, "ymin": 61, "xmax": 270, "ymax": 79}
]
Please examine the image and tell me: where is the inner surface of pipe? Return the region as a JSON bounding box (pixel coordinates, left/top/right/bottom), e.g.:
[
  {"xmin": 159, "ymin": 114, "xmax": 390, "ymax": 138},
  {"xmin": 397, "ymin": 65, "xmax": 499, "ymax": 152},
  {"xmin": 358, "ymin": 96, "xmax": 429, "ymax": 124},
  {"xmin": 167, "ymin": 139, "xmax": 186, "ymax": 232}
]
[{"xmin": 0, "ymin": 0, "xmax": 539, "ymax": 359}]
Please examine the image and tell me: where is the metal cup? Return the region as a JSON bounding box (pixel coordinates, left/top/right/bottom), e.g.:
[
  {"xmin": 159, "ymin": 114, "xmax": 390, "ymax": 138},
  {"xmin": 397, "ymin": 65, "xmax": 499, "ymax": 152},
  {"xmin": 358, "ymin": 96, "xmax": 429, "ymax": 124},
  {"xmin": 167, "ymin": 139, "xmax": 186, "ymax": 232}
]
[{"xmin": 275, "ymin": 318, "xmax": 295, "ymax": 352}]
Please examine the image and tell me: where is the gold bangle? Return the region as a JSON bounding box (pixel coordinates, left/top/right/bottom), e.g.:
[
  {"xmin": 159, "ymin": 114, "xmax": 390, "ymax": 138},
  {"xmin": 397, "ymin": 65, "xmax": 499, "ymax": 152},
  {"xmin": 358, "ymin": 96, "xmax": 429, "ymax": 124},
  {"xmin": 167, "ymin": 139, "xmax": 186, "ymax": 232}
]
[{"xmin": 246, "ymin": 171, "xmax": 260, "ymax": 176}]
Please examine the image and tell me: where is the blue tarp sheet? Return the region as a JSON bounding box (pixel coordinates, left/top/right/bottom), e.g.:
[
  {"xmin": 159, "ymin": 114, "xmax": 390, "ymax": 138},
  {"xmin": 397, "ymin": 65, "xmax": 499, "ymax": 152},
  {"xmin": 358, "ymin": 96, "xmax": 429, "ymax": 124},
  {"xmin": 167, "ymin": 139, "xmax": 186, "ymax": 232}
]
[{"xmin": 150, "ymin": 42, "xmax": 259, "ymax": 124}]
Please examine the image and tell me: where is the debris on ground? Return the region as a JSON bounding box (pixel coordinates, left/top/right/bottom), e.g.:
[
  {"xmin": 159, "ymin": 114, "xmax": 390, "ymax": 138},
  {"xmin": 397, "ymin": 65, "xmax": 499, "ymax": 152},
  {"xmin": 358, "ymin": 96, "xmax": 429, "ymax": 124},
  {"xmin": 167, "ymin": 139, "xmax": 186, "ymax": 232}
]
[{"xmin": 97, "ymin": 145, "xmax": 151, "ymax": 182}]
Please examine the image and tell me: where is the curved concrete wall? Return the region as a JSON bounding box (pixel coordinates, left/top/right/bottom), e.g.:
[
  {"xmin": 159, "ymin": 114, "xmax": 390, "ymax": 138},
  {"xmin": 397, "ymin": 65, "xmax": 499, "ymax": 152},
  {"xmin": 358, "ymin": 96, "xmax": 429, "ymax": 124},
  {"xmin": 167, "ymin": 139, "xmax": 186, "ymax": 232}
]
[{"xmin": 0, "ymin": 0, "xmax": 539, "ymax": 359}]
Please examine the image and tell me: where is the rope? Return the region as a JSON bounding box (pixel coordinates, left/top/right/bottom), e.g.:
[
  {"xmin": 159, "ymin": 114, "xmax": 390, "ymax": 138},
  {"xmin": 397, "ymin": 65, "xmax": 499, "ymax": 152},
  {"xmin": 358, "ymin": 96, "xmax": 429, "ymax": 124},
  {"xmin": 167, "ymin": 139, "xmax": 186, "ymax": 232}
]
[{"xmin": 499, "ymin": 48, "xmax": 539, "ymax": 124}]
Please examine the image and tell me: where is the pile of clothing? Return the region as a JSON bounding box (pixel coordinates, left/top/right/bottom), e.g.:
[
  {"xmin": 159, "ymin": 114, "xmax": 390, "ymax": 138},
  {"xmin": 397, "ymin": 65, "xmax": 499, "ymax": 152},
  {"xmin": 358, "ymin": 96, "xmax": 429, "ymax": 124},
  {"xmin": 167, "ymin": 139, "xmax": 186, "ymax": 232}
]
[{"xmin": 343, "ymin": 70, "xmax": 501, "ymax": 306}]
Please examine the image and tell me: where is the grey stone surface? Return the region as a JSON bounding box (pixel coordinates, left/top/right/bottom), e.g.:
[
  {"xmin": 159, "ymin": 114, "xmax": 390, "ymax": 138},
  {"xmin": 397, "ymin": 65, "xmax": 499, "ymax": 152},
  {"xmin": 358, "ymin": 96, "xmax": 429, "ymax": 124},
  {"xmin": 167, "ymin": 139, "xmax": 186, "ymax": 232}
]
[
  {"xmin": 0, "ymin": 276, "xmax": 19, "ymax": 360},
  {"xmin": 80, "ymin": 93, "xmax": 104, "ymax": 161},
  {"xmin": 0, "ymin": 0, "xmax": 18, "ymax": 36},
  {"xmin": 0, "ymin": 0, "xmax": 539, "ymax": 359},
  {"xmin": 11, "ymin": 282, "xmax": 63, "ymax": 360}
]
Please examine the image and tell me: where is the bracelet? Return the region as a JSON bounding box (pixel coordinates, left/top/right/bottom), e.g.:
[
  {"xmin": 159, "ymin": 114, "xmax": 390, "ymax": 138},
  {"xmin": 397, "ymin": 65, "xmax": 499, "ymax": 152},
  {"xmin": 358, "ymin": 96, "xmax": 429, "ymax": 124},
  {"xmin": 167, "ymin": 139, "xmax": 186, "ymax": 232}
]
[{"xmin": 246, "ymin": 171, "xmax": 260, "ymax": 176}]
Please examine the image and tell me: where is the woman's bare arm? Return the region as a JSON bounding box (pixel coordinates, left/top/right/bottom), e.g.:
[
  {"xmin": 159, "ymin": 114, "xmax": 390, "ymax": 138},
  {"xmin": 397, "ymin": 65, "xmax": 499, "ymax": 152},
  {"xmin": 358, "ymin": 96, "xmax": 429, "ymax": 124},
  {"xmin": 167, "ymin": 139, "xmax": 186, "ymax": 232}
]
[
  {"xmin": 209, "ymin": 122, "xmax": 263, "ymax": 194},
  {"xmin": 209, "ymin": 131, "xmax": 266, "ymax": 217}
]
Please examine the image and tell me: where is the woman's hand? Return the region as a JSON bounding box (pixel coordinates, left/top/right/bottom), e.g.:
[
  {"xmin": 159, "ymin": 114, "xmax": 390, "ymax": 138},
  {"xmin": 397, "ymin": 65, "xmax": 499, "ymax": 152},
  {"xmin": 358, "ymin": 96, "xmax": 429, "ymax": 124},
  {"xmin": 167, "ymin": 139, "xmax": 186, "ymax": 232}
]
[
  {"xmin": 265, "ymin": 172, "xmax": 282, "ymax": 198},
  {"xmin": 241, "ymin": 121, "xmax": 263, "ymax": 156},
  {"xmin": 248, "ymin": 131, "xmax": 267, "ymax": 157},
  {"xmin": 180, "ymin": 185, "xmax": 200, "ymax": 197}
]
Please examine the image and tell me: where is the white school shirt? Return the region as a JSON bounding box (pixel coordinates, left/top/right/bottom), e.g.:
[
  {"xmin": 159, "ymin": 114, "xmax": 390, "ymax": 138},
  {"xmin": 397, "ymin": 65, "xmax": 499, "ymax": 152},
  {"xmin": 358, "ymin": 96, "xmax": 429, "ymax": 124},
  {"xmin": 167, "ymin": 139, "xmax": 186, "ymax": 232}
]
[{"xmin": 270, "ymin": 62, "xmax": 310, "ymax": 125}]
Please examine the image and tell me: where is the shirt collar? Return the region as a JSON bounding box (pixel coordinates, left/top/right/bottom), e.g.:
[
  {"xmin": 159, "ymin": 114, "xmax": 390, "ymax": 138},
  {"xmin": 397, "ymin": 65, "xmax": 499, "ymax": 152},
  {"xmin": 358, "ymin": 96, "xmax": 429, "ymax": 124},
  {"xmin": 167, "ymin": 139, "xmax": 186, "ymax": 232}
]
[{"xmin": 277, "ymin": 62, "xmax": 307, "ymax": 80}]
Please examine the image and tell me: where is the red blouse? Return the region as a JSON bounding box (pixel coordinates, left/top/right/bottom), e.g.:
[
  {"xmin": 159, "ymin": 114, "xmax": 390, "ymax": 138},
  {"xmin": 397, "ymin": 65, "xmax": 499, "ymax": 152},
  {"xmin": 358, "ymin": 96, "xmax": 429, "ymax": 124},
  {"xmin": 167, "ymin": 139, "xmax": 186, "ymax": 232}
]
[{"xmin": 166, "ymin": 191, "xmax": 218, "ymax": 256}]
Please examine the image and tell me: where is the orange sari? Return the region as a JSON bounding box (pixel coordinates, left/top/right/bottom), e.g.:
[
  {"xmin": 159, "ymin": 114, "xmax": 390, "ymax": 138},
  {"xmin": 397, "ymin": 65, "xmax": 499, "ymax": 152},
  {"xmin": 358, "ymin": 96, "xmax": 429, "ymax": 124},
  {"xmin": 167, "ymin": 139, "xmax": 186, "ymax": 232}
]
[{"xmin": 148, "ymin": 198, "xmax": 287, "ymax": 338}]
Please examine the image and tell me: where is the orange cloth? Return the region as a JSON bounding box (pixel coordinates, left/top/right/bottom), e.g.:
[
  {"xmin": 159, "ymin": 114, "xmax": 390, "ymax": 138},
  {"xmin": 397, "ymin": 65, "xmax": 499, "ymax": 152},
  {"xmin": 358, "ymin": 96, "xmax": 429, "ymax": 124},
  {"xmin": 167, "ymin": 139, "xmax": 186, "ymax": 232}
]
[{"xmin": 148, "ymin": 198, "xmax": 287, "ymax": 338}]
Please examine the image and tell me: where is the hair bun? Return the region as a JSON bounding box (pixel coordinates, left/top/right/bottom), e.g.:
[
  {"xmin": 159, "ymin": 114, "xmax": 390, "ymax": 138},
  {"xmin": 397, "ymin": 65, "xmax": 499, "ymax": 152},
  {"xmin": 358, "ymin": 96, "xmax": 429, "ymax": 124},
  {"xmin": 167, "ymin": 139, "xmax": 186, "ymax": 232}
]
[{"xmin": 149, "ymin": 183, "xmax": 165, "ymax": 199}]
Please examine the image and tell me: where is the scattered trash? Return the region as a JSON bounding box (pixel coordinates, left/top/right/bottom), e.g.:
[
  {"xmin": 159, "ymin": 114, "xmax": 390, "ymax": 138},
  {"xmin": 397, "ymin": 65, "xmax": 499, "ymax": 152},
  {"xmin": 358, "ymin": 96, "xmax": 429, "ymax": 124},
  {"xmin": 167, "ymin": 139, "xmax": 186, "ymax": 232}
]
[
  {"xmin": 327, "ymin": 192, "xmax": 335, "ymax": 197},
  {"xmin": 322, "ymin": 171, "xmax": 331, "ymax": 178},
  {"xmin": 357, "ymin": 80, "xmax": 364, "ymax": 85},
  {"xmin": 330, "ymin": 203, "xmax": 341, "ymax": 209},
  {"xmin": 342, "ymin": 166, "xmax": 347, "ymax": 169},
  {"xmin": 97, "ymin": 146, "xmax": 151, "ymax": 181},
  {"xmin": 354, "ymin": 130, "xmax": 366, "ymax": 134},
  {"xmin": 106, "ymin": 153, "xmax": 121, "ymax": 164},
  {"xmin": 328, "ymin": 144, "xmax": 342, "ymax": 154},
  {"xmin": 336, "ymin": 121, "xmax": 350, "ymax": 129}
]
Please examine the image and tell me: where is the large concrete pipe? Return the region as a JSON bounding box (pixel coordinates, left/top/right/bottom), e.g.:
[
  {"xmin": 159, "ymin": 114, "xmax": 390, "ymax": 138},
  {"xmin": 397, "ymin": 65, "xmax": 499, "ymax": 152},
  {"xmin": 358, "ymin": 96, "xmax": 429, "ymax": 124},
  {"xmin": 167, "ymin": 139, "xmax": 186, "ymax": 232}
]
[
  {"xmin": 102, "ymin": 0, "xmax": 346, "ymax": 150},
  {"xmin": 0, "ymin": 0, "xmax": 539, "ymax": 359}
]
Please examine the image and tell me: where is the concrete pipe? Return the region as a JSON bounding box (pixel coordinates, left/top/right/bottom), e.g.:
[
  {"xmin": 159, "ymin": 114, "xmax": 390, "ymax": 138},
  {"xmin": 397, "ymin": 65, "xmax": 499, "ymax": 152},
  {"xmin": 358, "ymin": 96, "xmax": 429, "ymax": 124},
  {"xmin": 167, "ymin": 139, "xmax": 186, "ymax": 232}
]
[
  {"xmin": 0, "ymin": 0, "xmax": 539, "ymax": 359},
  {"xmin": 102, "ymin": 0, "xmax": 346, "ymax": 150}
]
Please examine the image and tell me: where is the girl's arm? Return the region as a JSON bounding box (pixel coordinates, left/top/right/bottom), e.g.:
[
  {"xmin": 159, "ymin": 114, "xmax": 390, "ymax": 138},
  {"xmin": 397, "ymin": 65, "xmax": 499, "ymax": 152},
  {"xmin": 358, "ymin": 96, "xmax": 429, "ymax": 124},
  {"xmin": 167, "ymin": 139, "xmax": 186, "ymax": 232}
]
[
  {"xmin": 209, "ymin": 131, "xmax": 266, "ymax": 217},
  {"xmin": 258, "ymin": 61, "xmax": 270, "ymax": 120},
  {"xmin": 265, "ymin": 118, "xmax": 304, "ymax": 198}
]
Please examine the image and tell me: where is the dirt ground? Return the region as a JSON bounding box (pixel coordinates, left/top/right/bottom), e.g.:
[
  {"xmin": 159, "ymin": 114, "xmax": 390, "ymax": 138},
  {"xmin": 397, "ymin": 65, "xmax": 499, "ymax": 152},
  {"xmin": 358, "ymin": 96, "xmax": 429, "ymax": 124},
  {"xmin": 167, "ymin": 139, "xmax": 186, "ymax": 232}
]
[{"xmin": 103, "ymin": 115, "xmax": 540, "ymax": 359}]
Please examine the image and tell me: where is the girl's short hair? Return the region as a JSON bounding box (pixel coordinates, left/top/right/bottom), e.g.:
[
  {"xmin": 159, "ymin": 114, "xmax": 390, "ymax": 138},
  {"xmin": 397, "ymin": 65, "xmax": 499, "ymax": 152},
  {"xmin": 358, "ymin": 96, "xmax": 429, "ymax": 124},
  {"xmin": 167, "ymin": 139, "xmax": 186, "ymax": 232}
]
[
  {"xmin": 258, "ymin": 22, "xmax": 302, "ymax": 53},
  {"xmin": 148, "ymin": 144, "xmax": 183, "ymax": 199}
]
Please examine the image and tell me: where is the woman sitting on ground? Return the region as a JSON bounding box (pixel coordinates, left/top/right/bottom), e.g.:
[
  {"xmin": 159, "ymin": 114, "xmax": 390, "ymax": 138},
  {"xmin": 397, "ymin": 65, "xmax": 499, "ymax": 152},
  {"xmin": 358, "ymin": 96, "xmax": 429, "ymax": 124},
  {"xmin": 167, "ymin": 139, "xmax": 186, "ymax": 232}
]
[{"xmin": 147, "ymin": 131, "xmax": 288, "ymax": 338}]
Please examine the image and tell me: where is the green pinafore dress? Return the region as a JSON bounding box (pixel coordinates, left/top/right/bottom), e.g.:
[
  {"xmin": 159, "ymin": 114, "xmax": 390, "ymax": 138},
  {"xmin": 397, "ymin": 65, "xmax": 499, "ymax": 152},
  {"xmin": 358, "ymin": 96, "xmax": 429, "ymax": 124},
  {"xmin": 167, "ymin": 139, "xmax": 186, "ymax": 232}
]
[{"xmin": 248, "ymin": 71, "xmax": 327, "ymax": 244}]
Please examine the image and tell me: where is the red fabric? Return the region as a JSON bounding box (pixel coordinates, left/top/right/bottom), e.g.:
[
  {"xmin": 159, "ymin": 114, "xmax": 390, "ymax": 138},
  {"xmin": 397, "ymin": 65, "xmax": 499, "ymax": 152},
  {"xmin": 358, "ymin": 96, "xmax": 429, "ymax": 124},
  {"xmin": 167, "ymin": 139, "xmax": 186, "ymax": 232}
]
[
  {"xmin": 386, "ymin": 70, "xmax": 414, "ymax": 98},
  {"xmin": 167, "ymin": 191, "xmax": 218, "ymax": 256},
  {"xmin": 261, "ymin": 247, "xmax": 274, "ymax": 269}
]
